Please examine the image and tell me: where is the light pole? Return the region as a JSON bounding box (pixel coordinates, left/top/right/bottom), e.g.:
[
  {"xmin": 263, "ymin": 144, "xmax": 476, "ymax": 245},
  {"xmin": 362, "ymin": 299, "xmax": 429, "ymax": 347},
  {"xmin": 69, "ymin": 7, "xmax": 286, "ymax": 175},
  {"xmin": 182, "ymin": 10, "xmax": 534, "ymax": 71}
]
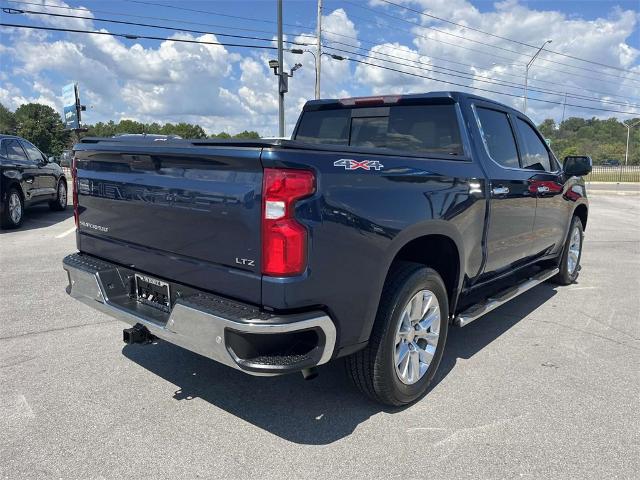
[
  {"xmin": 276, "ymin": 0, "xmax": 284, "ymax": 137},
  {"xmin": 290, "ymin": 49, "xmax": 345, "ymax": 100},
  {"xmin": 316, "ymin": 0, "xmax": 322, "ymax": 100},
  {"xmin": 524, "ymin": 40, "xmax": 552, "ymax": 114},
  {"xmin": 624, "ymin": 119, "xmax": 640, "ymax": 166}
]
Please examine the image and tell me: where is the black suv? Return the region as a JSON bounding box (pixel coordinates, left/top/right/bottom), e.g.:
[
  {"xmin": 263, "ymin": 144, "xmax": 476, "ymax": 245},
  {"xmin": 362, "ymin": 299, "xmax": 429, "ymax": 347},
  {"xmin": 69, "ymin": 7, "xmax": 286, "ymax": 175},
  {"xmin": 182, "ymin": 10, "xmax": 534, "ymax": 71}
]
[{"xmin": 0, "ymin": 135, "xmax": 68, "ymax": 228}]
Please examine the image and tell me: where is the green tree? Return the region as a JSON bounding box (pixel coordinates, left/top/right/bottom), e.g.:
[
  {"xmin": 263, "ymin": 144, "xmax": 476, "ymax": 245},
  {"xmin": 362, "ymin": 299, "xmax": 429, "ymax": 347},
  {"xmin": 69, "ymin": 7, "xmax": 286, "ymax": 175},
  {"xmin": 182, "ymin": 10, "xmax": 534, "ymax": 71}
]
[
  {"xmin": 162, "ymin": 122, "xmax": 206, "ymax": 139},
  {"xmin": 13, "ymin": 103, "xmax": 69, "ymax": 155},
  {"xmin": 0, "ymin": 103, "xmax": 17, "ymax": 134},
  {"xmin": 87, "ymin": 120, "xmax": 117, "ymax": 137},
  {"xmin": 233, "ymin": 130, "xmax": 260, "ymax": 139},
  {"xmin": 210, "ymin": 131, "xmax": 232, "ymax": 139},
  {"xmin": 115, "ymin": 119, "xmax": 146, "ymax": 135},
  {"xmin": 540, "ymin": 116, "xmax": 640, "ymax": 165},
  {"xmin": 538, "ymin": 119, "xmax": 556, "ymax": 138}
]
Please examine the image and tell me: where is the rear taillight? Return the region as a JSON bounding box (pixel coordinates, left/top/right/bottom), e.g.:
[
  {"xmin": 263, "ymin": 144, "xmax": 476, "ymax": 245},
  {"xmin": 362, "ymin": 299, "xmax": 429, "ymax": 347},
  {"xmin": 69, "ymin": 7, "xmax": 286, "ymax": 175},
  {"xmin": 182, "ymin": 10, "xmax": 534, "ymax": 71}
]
[
  {"xmin": 262, "ymin": 168, "xmax": 315, "ymax": 276},
  {"xmin": 72, "ymin": 156, "xmax": 78, "ymax": 228}
]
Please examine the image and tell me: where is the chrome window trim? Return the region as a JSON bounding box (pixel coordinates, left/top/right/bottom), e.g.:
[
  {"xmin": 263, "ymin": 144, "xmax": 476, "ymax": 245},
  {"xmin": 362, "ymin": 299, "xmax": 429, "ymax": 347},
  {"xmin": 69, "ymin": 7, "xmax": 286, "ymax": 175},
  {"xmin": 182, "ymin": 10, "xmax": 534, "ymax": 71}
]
[
  {"xmin": 471, "ymin": 103, "xmax": 561, "ymax": 175},
  {"xmin": 513, "ymin": 116, "xmax": 562, "ymax": 174},
  {"xmin": 471, "ymin": 103, "xmax": 523, "ymax": 172}
]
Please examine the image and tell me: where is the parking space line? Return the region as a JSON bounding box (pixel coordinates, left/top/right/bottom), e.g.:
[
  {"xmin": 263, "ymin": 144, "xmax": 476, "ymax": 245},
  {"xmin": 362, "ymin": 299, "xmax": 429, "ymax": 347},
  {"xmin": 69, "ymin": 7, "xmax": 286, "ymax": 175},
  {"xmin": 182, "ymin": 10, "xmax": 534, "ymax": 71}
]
[{"xmin": 55, "ymin": 226, "xmax": 76, "ymax": 239}]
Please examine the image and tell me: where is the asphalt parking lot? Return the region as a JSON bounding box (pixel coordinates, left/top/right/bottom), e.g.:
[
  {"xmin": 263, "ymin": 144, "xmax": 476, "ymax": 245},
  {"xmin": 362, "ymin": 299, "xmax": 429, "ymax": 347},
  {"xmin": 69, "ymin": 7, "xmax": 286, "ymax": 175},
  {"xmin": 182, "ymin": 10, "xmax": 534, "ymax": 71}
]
[{"xmin": 1, "ymin": 191, "xmax": 639, "ymax": 479}]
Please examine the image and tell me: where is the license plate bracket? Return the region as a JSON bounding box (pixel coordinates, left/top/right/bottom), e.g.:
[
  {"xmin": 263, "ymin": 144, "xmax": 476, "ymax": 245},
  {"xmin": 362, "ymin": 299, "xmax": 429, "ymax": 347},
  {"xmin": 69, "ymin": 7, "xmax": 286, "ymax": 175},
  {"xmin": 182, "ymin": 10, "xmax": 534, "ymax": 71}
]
[{"xmin": 135, "ymin": 273, "xmax": 171, "ymax": 312}]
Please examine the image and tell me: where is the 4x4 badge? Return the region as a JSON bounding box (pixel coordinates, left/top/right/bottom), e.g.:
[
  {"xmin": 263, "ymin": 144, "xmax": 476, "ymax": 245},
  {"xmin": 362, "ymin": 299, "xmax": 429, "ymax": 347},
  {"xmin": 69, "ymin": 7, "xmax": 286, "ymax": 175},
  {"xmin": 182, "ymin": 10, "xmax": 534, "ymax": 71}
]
[{"xmin": 334, "ymin": 159, "xmax": 384, "ymax": 171}]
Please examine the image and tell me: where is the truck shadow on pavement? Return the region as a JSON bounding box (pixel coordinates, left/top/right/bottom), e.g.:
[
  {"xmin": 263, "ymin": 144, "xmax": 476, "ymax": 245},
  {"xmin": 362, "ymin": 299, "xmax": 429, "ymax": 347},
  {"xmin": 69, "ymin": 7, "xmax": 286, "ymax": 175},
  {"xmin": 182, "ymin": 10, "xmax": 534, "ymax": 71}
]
[
  {"xmin": 0, "ymin": 204, "xmax": 73, "ymax": 234},
  {"xmin": 122, "ymin": 283, "xmax": 558, "ymax": 445}
]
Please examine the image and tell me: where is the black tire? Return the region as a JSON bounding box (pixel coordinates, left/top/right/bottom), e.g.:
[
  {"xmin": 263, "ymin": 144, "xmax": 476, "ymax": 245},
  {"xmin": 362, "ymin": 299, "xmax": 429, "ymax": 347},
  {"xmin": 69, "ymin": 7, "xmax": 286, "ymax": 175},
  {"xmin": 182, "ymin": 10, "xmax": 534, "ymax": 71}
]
[
  {"xmin": 49, "ymin": 179, "xmax": 68, "ymax": 211},
  {"xmin": 553, "ymin": 215, "xmax": 584, "ymax": 285},
  {"xmin": 345, "ymin": 262, "xmax": 449, "ymax": 406},
  {"xmin": 1, "ymin": 186, "xmax": 24, "ymax": 229}
]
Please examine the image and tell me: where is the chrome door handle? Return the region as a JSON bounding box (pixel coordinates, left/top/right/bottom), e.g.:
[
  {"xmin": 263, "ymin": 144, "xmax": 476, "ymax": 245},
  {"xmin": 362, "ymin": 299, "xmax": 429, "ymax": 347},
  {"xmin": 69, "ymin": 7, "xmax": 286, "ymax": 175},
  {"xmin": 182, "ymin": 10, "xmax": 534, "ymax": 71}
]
[
  {"xmin": 25, "ymin": 178, "xmax": 34, "ymax": 184},
  {"xmin": 492, "ymin": 186, "xmax": 509, "ymax": 195},
  {"xmin": 537, "ymin": 185, "xmax": 550, "ymax": 193}
]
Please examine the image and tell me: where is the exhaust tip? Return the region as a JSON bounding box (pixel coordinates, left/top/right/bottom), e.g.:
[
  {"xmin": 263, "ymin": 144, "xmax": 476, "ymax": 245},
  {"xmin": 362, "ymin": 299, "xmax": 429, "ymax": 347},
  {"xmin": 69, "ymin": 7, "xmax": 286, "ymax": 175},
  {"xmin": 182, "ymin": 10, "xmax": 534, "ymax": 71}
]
[{"xmin": 301, "ymin": 367, "xmax": 318, "ymax": 381}]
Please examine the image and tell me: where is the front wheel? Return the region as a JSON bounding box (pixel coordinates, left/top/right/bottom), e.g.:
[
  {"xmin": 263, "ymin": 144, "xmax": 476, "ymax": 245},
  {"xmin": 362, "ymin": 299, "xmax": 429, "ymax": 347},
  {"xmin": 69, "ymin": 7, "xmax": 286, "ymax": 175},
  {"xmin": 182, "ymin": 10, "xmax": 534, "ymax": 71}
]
[
  {"xmin": 553, "ymin": 216, "xmax": 584, "ymax": 285},
  {"xmin": 49, "ymin": 179, "xmax": 68, "ymax": 211},
  {"xmin": 1, "ymin": 187, "xmax": 24, "ymax": 229},
  {"xmin": 346, "ymin": 263, "xmax": 449, "ymax": 406}
]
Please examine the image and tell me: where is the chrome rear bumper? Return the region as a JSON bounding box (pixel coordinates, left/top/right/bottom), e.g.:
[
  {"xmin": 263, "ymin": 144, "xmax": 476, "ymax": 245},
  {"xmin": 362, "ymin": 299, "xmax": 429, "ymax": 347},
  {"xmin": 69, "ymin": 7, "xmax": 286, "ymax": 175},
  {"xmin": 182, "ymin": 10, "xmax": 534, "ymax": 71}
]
[{"xmin": 63, "ymin": 253, "xmax": 336, "ymax": 375}]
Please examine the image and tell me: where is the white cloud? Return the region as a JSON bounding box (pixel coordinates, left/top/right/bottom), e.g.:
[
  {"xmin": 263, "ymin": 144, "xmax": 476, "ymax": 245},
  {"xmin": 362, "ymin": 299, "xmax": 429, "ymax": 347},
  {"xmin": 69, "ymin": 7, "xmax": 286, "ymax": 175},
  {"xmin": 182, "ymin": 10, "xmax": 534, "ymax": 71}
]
[
  {"xmin": 1, "ymin": 0, "xmax": 639, "ymax": 137},
  {"xmin": 371, "ymin": 0, "xmax": 640, "ymax": 120}
]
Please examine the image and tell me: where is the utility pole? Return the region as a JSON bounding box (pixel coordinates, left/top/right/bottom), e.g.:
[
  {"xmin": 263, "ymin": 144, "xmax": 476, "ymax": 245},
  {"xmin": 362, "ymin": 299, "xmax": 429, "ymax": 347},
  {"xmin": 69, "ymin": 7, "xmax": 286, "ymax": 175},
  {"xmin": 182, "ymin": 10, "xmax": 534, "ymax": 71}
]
[
  {"xmin": 624, "ymin": 119, "xmax": 640, "ymax": 166},
  {"xmin": 315, "ymin": 0, "xmax": 322, "ymax": 100},
  {"xmin": 561, "ymin": 91, "xmax": 568, "ymax": 124},
  {"xmin": 277, "ymin": 0, "xmax": 284, "ymax": 137},
  {"xmin": 524, "ymin": 39, "xmax": 552, "ymax": 114}
]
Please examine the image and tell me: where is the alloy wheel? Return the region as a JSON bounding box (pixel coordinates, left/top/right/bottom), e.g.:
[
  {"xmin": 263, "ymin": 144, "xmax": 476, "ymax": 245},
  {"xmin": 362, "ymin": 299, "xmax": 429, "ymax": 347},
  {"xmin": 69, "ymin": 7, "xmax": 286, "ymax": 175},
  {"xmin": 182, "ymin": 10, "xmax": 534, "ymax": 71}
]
[
  {"xmin": 59, "ymin": 182, "xmax": 67, "ymax": 207},
  {"xmin": 394, "ymin": 289, "xmax": 441, "ymax": 385},
  {"xmin": 9, "ymin": 192, "xmax": 22, "ymax": 224},
  {"xmin": 567, "ymin": 225, "xmax": 581, "ymax": 275}
]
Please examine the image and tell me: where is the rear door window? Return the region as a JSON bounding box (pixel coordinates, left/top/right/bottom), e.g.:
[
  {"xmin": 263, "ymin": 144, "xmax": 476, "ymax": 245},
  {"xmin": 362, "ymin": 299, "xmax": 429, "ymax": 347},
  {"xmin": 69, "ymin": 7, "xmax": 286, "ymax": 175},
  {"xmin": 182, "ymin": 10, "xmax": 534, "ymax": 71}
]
[
  {"xmin": 516, "ymin": 118, "xmax": 552, "ymax": 171},
  {"xmin": 4, "ymin": 139, "xmax": 29, "ymax": 162},
  {"xmin": 475, "ymin": 107, "xmax": 520, "ymax": 169},
  {"xmin": 295, "ymin": 104, "xmax": 463, "ymax": 156}
]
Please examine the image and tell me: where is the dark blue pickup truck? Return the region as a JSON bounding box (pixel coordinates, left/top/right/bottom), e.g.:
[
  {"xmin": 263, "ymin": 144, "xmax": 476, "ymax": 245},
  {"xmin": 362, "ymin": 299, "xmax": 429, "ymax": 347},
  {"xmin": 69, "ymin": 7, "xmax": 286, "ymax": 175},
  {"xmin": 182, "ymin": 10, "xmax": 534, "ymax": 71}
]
[{"xmin": 63, "ymin": 92, "xmax": 591, "ymax": 405}]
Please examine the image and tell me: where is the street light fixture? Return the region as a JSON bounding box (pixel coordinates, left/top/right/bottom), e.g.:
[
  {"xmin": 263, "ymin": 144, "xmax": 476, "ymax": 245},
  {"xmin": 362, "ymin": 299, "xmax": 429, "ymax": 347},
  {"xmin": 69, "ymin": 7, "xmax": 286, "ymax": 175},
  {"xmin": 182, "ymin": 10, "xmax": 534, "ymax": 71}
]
[
  {"xmin": 290, "ymin": 49, "xmax": 346, "ymax": 99},
  {"xmin": 523, "ymin": 39, "xmax": 552, "ymax": 114},
  {"xmin": 624, "ymin": 119, "xmax": 640, "ymax": 166},
  {"xmin": 268, "ymin": 59, "xmax": 280, "ymax": 75},
  {"xmin": 267, "ymin": 57, "xmax": 304, "ymax": 106}
]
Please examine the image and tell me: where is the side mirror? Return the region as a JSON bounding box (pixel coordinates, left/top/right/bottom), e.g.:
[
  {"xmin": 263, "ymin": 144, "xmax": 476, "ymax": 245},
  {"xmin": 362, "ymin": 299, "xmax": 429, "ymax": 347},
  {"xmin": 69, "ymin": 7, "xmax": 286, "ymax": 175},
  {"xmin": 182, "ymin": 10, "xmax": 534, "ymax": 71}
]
[
  {"xmin": 563, "ymin": 155, "xmax": 592, "ymax": 177},
  {"xmin": 48, "ymin": 156, "xmax": 60, "ymax": 165}
]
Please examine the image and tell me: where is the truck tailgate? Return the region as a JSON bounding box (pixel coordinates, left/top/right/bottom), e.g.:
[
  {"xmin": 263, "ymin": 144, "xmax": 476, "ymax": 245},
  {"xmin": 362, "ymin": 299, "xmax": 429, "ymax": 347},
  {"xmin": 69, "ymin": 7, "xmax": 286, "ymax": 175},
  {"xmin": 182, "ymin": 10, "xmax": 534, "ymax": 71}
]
[{"xmin": 74, "ymin": 142, "xmax": 263, "ymax": 304}]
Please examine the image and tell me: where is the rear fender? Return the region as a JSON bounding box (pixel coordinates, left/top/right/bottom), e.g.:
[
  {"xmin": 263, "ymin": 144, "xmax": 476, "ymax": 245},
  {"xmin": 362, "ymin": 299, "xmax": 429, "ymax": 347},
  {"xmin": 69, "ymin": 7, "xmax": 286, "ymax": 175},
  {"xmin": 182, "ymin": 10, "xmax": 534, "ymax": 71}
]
[{"xmin": 359, "ymin": 221, "xmax": 465, "ymax": 341}]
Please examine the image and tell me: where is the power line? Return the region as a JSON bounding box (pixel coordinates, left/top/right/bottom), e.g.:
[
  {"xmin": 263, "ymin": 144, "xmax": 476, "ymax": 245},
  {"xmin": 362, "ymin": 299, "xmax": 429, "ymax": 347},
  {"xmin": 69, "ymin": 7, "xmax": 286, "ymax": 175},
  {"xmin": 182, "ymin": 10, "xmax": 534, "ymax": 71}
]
[
  {"xmin": 2, "ymin": 21, "xmax": 638, "ymax": 117},
  {"xmin": 340, "ymin": 0, "xmax": 640, "ymax": 83},
  {"xmin": 321, "ymin": 35, "xmax": 640, "ymax": 103},
  {"xmin": 341, "ymin": 56, "xmax": 640, "ymax": 116},
  {"xmin": 5, "ymin": 0, "xmax": 285, "ymax": 37},
  {"xmin": 320, "ymin": 12, "xmax": 640, "ymax": 89},
  {"xmin": 7, "ymin": 7, "xmax": 309, "ymax": 46},
  {"xmin": 125, "ymin": 0, "xmax": 314, "ymax": 29},
  {"xmin": 0, "ymin": 22, "xmax": 279, "ymax": 50},
  {"xmin": 13, "ymin": 4, "xmax": 635, "ymax": 108},
  {"xmin": 12, "ymin": 0, "xmax": 632, "ymax": 102},
  {"xmin": 317, "ymin": 26, "xmax": 640, "ymax": 97},
  {"xmin": 339, "ymin": 6, "xmax": 528, "ymax": 64},
  {"xmin": 322, "ymin": 44, "xmax": 640, "ymax": 109},
  {"xmin": 377, "ymin": 0, "xmax": 638, "ymax": 75}
]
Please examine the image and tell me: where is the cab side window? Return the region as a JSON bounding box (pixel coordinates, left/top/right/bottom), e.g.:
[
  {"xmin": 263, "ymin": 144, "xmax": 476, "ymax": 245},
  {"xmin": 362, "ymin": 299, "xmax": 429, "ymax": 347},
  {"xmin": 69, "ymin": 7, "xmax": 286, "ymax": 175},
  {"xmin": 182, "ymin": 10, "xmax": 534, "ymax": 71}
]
[
  {"xmin": 21, "ymin": 140, "xmax": 46, "ymax": 163},
  {"xmin": 475, "ymin": 107, "xmax": 520, "ymax": 168},
  {"xmin": 5, "ymin": 139, "xmax": 29, "ymax": 162},
  {"xmin": 517, "ymin": 118, "xmax": 552, "ymax": 171}
]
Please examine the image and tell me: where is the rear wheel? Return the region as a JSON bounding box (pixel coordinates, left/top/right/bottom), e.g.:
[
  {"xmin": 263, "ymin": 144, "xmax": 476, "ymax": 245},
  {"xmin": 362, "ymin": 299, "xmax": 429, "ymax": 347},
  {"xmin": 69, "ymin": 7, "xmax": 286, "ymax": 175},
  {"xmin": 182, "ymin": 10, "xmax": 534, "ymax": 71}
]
[
  {"xmin": 346, "ymin": 263, "xmax": 449, "ymax": 406},
  {"xmin": 1, "ymin": 187, "xmax": 24, "ymax": 229},
  {"xmin": 553, "ymin": 216, "xmax": 583, "ymax": 285},
  {"xmin": 49, "ymin": 179, "xmax": 67, "ymax": 211}
]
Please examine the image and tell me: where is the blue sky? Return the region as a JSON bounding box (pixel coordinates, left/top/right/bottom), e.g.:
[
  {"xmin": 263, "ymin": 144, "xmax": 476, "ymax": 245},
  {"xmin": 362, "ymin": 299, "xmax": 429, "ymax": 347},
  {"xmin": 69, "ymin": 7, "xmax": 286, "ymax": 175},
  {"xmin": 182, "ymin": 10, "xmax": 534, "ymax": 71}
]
[{"xmin": 1, "ymin": 0, "xmax": 639, "ymax": 135}]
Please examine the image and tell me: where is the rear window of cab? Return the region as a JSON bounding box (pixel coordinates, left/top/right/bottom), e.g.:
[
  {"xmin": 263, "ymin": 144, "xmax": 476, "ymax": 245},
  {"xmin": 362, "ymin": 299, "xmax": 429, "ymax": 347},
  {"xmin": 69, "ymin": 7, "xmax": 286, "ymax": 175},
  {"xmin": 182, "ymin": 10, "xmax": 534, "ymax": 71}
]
[{"xmin": 294, "ymin": 104, "xmax": 463, "ymax": 156}]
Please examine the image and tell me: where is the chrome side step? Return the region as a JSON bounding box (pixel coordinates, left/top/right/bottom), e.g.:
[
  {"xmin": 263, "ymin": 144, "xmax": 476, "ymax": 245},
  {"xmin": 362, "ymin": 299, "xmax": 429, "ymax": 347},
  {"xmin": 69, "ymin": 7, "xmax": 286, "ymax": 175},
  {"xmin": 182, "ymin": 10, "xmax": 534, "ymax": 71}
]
[{"xmin": 455, "ymin": 268, "xmax": 559, "ymax": 327}]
